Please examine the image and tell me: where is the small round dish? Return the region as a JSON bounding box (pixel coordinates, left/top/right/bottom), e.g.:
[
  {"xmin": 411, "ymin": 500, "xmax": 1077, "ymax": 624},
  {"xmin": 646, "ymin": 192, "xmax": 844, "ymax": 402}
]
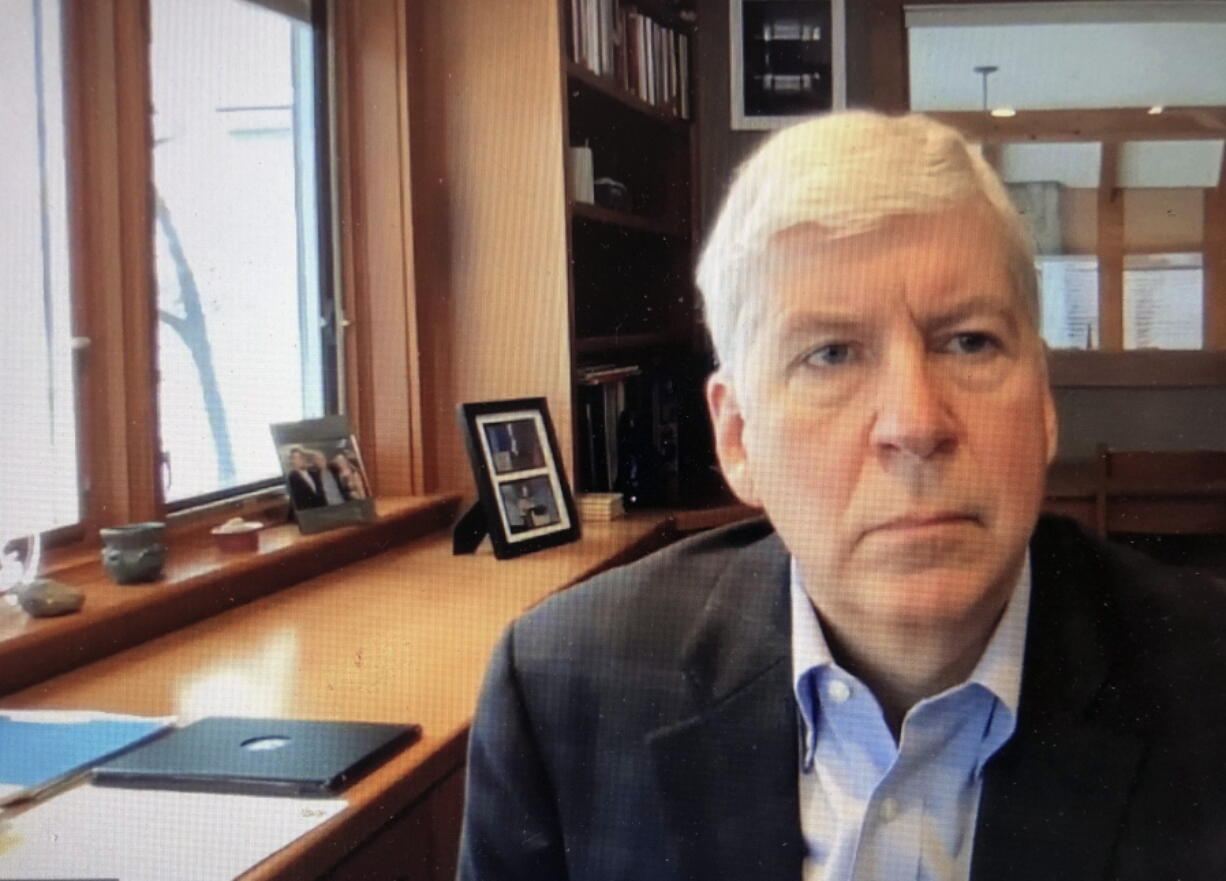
[{"xmin": 210, "ymin": 518, "xmax": 263, "ymax": 553}]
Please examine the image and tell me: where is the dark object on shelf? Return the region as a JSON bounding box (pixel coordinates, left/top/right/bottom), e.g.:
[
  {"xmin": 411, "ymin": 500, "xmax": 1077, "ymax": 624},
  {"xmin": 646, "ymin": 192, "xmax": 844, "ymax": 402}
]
[
  {"xmin": 100, "ymin": 522, "xmax": 167, "ymax": 584},
  {"xmin": 455, "ymin": 398, "xmax": 580, "ymax": 559},
  {"xmin": 594, "ymin": 177, "xmax": 631, "ymax": 212}
]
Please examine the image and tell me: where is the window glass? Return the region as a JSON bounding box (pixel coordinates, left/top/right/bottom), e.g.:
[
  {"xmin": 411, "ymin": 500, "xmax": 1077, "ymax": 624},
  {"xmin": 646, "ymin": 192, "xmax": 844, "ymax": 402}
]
[
  {"xmin": 0, "ymin": 0, "xmax": 79, "ymax": 536},
  {"xmin": 150, "ymin": 0, "xmax": 332, "ymax": 505}
]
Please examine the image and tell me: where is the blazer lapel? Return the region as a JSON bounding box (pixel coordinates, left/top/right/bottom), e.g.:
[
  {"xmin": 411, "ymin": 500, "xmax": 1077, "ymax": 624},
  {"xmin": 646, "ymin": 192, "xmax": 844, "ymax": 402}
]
[
  {"xmin": 972, "ymin": 518, "xmax": 1147, "ymax": 881},
  {"xmin": 647, "ymin": 533, "xmax": 805, "ymax": 881}
]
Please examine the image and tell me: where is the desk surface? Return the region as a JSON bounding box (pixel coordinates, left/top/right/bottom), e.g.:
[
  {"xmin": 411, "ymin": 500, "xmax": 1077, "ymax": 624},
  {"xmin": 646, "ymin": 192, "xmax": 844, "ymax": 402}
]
[{"xmin": 2, "ymin": 513, "xmax": 678, "ymax": 881}]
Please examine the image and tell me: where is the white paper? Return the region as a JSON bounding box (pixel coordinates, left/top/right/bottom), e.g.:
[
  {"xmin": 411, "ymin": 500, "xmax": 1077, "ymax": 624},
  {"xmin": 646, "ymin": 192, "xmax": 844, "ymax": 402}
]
[
  {"xmin": 1038, "ymin": 257, "xmax": 1100, "ymax": 350},
  {"xmin": 0, "ymin": 785, "xmax": 345, "ymax": 881},
  {"xmin": 1123, "ymin": 253, "xmax": 1204, "ymax": 350}
]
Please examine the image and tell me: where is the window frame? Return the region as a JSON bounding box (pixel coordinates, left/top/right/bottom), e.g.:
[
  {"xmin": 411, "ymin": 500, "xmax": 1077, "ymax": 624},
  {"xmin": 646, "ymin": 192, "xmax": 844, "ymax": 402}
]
[{"xmin": 38, "ymin": 0, "xmax": 425, "ymax": 551}]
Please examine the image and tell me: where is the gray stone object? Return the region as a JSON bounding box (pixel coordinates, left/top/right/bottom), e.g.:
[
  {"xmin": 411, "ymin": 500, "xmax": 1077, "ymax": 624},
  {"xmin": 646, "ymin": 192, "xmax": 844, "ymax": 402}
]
[
  {"xmin": 18, "ymin": 578, "xmax": 85, "ymax": 617},
  {"xmin": 100, "ymin": 522, "xmax": 167, "ymax": 584}
]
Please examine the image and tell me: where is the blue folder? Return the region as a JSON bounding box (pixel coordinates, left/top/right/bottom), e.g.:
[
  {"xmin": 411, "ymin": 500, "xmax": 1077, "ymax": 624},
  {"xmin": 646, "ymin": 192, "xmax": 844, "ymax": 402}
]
[{"xmin": 0, "ymin": 712, "xmax": 170, "ymax": 803}]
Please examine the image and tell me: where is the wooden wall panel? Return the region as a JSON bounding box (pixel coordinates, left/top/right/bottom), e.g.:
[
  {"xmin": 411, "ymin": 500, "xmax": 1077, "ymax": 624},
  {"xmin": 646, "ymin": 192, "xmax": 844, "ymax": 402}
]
[
  {"xmin": 1205, "ymin": 157, "xmax": 1226, "ymax": 349},
  {"xmin": 407, "ymin": 0, "xmax": 573, "ymax": 494},
  {"xmin": 332, "ymin": 0, "xmax": 423, "ymax": 497}
]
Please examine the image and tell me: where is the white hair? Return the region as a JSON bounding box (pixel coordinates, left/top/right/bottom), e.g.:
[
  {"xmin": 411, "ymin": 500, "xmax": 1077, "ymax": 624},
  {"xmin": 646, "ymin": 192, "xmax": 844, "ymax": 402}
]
[{"xmin": 695, "ymin": 111, "xmax": 1038, "ymax": 370}]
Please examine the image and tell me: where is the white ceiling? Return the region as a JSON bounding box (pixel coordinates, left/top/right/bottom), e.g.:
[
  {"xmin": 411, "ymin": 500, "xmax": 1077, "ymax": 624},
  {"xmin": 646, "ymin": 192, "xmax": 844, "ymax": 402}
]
[
  {"xmin": 908, "ymin": 3, "xmax": 1226, "ymax": 111},
  {"xmin": 908, "ymin": 3, "xmax": 1226, "ymax": 187},
  {"xmin": 995, "ymin": 140, "xmax": 1225, "ymax": 187}
]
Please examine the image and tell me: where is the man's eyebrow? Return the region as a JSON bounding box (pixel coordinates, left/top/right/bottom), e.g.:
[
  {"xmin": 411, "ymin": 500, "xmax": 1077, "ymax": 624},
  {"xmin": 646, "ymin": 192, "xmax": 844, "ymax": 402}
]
[
  {"xmin": 920, "ymin": 296, "xmax": 1020, "ymax": 335},
  {"xmin": 772, "ymin": 312, "xmax": 869, "ymax": 343}
]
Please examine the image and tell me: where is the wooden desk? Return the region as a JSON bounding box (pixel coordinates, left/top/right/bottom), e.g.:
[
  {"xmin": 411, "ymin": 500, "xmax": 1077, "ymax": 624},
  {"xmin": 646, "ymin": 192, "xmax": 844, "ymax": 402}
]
[{"xmin": 1, "ymin": 514, "xmax": 680, "ymax": 881}]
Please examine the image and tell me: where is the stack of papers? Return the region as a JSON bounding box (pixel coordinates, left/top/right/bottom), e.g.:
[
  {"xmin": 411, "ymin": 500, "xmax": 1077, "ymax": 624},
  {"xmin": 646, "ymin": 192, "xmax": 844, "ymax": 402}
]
[
  {"xmin": 0, "ymin": 710, "xmax": 174, "ymax": 805},
  {"xmin": 0, "ymin": 785, "xmax": 345, "ymax": 881}
]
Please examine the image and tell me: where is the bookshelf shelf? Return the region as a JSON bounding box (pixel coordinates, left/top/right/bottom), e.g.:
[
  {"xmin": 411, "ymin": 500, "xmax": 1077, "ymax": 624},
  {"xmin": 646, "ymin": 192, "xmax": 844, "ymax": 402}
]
[
  {"xmin": 565, "ymin": 62, "xmax": 689, "ymax": 129},
  {"xmin": 575, "ymin": 331, "xmax": 679, "ymax": 356},
  {"xmin": 570, "ymin": 200, "xmax": 685, "ymax": 238}
]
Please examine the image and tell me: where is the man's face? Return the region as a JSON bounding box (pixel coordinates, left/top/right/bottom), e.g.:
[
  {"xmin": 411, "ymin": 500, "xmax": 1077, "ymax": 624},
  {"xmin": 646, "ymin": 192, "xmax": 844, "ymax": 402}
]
[
  {"xmin": 708, "ymin": 200, "xmax": 1057, "ymax": 635},
  {"xmin": 290, "ymin": 451, "xmax": 307, "ymax": 470}
]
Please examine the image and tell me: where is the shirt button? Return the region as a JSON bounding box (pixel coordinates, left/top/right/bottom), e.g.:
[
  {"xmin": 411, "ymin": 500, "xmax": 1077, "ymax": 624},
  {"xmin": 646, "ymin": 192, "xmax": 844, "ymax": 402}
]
[
  {"xmin": 825, "ymin": 679, "xmax": 852, "ymax": 703},
  {"xmin": 879, "ymin": 798, "xmax": 900, "ymax": 822}
]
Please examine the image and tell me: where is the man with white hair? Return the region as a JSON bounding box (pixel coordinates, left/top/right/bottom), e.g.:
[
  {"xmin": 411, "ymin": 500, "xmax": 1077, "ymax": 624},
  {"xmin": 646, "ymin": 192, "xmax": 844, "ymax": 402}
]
[{"xmin": 458, "ymin": 112, "xmax": 1226, "ymax": 880}]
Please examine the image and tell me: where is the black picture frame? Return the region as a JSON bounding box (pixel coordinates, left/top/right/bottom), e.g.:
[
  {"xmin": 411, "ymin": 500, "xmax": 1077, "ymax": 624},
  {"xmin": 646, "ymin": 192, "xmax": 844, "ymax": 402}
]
[
  {"xmin": 271, "ymin": 415, "xmax": 376, "ymax": 535},
  {"xmin": 457, "ymin": 398, "xmax": 580, "ymax": 559}
]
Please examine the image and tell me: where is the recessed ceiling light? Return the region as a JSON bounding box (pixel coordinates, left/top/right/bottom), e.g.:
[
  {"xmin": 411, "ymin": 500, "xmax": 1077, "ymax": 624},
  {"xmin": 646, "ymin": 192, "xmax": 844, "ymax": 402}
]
[
  {"xmin": 1148, "ymin": 105, "xmax": 1165, "ymax": 115},
  {"xmin": 990, "ymin": 107, "xmax": 1017, "ymax": 118}
]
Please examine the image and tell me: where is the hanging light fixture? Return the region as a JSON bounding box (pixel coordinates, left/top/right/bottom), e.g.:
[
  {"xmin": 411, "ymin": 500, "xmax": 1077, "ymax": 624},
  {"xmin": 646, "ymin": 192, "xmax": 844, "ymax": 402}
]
[{"xmin": 974, "ymin": 64, "xmax": 1015, "ymax": 117}]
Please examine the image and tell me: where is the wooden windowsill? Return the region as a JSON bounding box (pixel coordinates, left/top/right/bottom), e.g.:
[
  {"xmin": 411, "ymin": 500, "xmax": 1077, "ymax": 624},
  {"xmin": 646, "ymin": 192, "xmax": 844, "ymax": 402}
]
[{"xmin": 0, "ymin": 495, "xmax": 461, "ymax": 698}]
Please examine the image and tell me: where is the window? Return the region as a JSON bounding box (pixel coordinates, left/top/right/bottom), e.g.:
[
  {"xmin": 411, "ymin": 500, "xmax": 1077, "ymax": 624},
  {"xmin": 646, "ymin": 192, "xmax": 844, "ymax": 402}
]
[
  {"xmin": 1, "ymin": 0, "xmax": 420, "ymax": 549},
  {"xmin": 150, "ymin": 0, "xmax": 335, "ymax": 506},
  {"xmin": 0, "ymin": 0, "xmax": 78, "ymax": 537}
]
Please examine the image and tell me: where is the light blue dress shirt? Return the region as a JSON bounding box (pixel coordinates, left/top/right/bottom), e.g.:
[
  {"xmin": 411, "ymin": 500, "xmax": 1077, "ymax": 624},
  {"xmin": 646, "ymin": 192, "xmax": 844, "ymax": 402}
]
[{"xmin": 790, "ymin": 557, "xmax": 1030, "ymax": 881}]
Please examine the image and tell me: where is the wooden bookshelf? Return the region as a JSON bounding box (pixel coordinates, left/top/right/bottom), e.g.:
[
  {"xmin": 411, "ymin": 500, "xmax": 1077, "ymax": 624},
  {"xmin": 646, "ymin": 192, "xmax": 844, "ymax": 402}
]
[{"xmin": 560, "ymin": 0, "xmax": 717, "ymax": 504}]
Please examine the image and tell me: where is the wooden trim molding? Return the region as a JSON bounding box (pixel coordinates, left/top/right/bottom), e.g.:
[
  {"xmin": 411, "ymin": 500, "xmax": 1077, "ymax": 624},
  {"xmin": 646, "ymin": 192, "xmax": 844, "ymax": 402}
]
[
  {"xmin": 1048, "ymin": 350, "xmax": 1226, "ymax": 388},
  {"xmin": 1205, "ymin": 149, "xmax": 1226, "ymax": 349},
  {"xmin": 63, "ymin": 0, "xmax": 162, "ymax": 528},
  {"xmin": 331, "ymin": 0, "xmax": 425, "ymax": 497},
  {"xmin": 1097, "ymin": 142, "xmax": 1124, "ymax": 352}
]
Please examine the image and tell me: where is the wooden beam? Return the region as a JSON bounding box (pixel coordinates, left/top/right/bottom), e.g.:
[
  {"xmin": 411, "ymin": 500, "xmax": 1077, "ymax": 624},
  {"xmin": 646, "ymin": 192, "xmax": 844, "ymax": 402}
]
[
  {"xmin": 867, "ymin": 0, "xmax": 908, "ymax": 112},
  {"xmin": 1205, "ymin": 148, "xmax": 1226, "ymax": 349},
  {"xmin": 979, "ymin": 142, "xmax": 1001, "ymax": 171},
  {"xmin": 331, "ymin": 0, "xmax": 425, "ymax": 496},
  {"xmin": 1098, "ymin": 142, "xmax": 1124, "ymax": 352},
  {"xmin": 64, "ymin": 0, "xmax": 162, "ymax": 529},
  {"xmin": 928, "ymin": 108, "xmax": 1226, "ymax": 143}
]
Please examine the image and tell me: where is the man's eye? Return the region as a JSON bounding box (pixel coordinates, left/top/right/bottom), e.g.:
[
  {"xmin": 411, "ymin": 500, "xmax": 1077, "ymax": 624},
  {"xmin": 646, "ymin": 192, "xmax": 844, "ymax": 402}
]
[
  {"xmin": 944, "ymin": 332, "xmax": 998, "ymax": 356},
  {"xmin": 804, "ymin": 343, "xmax": 855, "ymax": 367}
]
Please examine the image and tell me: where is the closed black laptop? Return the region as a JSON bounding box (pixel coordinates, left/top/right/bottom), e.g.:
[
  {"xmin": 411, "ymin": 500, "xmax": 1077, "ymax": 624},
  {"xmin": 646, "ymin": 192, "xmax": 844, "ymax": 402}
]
[{"xmin": 93, "ymin": 716, "xmax": 420, "ymax": 797}]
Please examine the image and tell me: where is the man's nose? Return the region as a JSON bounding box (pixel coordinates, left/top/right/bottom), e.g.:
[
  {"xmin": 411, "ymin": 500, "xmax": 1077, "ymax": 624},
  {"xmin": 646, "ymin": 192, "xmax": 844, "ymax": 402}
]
[{"xmin": 869, "ymin": 353, "xmax": 958, "ymax": 460}]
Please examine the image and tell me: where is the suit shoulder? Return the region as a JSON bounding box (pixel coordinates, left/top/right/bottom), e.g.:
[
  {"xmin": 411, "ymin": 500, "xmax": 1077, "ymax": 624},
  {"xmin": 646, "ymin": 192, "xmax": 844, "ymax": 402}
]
[
  {"xmin": 1035, "ymin": 515, "xmax": 1226, "ymax": 664},
  {"xmin": 510, "ymin": 517, "xmax": 781, "ymax": 661}
]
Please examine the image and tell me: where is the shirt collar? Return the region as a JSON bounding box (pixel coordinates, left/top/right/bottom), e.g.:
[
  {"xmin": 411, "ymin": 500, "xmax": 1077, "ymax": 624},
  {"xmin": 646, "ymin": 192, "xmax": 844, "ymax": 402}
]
[{"xmin": 790, "ymin": 554, "xmax": 1030, "ymax": 772}]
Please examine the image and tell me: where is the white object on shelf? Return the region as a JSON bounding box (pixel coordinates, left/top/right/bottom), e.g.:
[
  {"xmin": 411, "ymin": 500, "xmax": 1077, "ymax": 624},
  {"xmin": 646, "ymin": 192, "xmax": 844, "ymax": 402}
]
[{"xmin": 569, "ymin": 145, "xmax": 595, "ymax": 204}]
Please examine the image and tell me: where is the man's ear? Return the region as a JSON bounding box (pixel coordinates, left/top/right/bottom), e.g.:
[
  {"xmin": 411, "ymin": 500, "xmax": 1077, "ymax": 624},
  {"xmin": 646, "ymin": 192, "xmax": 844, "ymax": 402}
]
[
  {"xmin": 706, "ymin": 371, "xmax": 760, "ymax": 507},
  {"xmin": 1043, "ymin": 384, "xmax": 1059, "ymax": 465}
]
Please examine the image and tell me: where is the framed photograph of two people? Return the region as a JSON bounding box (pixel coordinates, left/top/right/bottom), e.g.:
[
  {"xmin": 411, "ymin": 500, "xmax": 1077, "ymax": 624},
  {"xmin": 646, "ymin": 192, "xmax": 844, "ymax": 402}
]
[
  {"xmin": 271, "ymin": 415, "xmax": 375, "ymax": 534},
  {"xmin": 458, "ymin": 398, "xmax": 580, "ymax": 559}
]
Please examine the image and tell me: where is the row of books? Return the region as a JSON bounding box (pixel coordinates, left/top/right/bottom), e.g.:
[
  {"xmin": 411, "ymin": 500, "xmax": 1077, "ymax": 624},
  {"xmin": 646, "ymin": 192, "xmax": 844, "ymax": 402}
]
[{"xmin": 568, "ymin": 1, "xmax": 692, "ymax": 119}]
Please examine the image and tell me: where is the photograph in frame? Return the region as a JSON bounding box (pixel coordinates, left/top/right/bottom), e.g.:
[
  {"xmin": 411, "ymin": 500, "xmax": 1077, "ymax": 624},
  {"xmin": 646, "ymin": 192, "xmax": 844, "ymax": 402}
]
[
  {"xmin": 271, "ymin": 415, "xmax": 375, "ymax": 534},
  {"xmin": 458, "ymin": 398, "xmax": 580, "ymax": 559}
]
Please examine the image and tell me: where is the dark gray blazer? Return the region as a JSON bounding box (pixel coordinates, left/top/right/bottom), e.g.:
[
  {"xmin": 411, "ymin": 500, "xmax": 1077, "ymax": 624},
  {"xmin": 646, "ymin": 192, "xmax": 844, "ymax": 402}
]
[{"xmin": 459, "ymin": 516, "xmax": 1226, "ymax": 880}]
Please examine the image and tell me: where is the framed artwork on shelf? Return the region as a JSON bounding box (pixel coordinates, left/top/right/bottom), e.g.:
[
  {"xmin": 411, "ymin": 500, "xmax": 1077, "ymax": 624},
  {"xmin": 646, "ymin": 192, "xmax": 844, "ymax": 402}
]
[
  {"xmin": 457, "ymin": 398, "xmax": 580, "ymax": 559},
  {"xmin": 730, "ymin": 0, "xmax": 846, "ymax": 130},
  {"xmin": 271, "ymin": 415, "xmax": 375, "ymax": 535}
]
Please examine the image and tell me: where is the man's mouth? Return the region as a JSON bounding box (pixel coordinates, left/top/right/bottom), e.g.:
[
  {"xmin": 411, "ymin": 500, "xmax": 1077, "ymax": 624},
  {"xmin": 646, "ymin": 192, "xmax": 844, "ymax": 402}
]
[{"xmin": 867, "ymin": 512, "xmax": 980, "ymax": 535}]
